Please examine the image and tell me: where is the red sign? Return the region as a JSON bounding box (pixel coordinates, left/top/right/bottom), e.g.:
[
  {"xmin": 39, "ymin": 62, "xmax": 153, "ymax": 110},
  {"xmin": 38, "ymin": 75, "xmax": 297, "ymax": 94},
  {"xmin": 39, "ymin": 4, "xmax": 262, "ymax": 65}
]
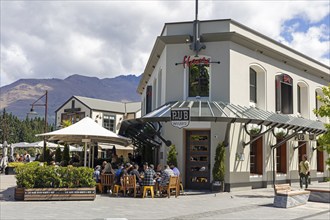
[{"xmin": 183, "ymin": 55, "xmax": 210, "ymax": 68}]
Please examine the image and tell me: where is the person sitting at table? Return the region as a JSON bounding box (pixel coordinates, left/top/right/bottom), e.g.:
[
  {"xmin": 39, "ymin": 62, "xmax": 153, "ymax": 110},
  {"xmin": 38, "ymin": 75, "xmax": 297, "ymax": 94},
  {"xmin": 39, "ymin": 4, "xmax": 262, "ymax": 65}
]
[
  {"xmin": 93, "ymin": 165, "xmax": 101, "ymax": 183},
  {"xmin": 130, "ymin": 164, "xmax": 142, "ymax": 185},
  {"xmin": 141, "ymin": 162, "xmax": 155, "ymax": 187},
  {"xmin": 159, "ymin": 165, "xmax": 174, "ymax": 187},
  {"xmin": 102, "ymin": 163, "xmax": 115, "ymax": 175},
  {"xmin": 169, "ymin": 163, "xmax": 180, "ymax": 176}
]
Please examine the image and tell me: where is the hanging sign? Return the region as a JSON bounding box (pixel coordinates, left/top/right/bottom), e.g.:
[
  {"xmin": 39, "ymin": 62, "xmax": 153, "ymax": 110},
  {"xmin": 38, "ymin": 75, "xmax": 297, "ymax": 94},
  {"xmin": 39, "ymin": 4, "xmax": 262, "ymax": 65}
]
[
  {"xmin": 171, "ymin": 107, "xmax": 190, "ymax": 128},
  {"xmin": 294, "ymin": 133, "xmax": 316, "ymax": 141}
]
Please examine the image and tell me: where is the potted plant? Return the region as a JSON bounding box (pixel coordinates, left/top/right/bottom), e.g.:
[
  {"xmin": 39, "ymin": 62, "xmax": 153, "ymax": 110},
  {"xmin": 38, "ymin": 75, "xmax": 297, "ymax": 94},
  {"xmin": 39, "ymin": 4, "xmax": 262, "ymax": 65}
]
[
  {"xmin": 249, "ymin": 127, "xmax": 261, "ymax": 136},
  {"xmin": 212, "ymin": 142, "xmax": 225, "ymax": 192},
  {"xmin": 167, "ymin": 144, "xmax": 178, "ymax": 166},
  {"xmin": 275, "ymin": 131, "xmax": 287, "ymax": 140}
]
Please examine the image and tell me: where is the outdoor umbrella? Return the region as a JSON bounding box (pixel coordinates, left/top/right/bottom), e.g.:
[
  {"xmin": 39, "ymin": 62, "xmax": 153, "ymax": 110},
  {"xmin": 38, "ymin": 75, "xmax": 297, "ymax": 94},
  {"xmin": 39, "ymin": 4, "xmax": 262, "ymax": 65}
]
[
  {"xmin": 23, "ymin": 141, "xmax": 62, "ymax": 148},
  {"xmin": 37, "ymin": 117, "xmax": 130, "ymax": 167}
]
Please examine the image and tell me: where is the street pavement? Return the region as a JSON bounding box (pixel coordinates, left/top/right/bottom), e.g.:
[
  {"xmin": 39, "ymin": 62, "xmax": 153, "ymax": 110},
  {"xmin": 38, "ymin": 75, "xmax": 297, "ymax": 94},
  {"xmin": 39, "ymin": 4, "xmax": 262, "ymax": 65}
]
[{"xmin": 1, "ymin": 174, "xmax": 329, "ymax": 220}]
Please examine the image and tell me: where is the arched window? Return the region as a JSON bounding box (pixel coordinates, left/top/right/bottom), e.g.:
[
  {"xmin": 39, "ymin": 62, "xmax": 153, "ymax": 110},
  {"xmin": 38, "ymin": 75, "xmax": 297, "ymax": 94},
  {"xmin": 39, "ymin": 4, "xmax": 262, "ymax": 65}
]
[
  {"xmin": 249, "ymin": 64, "xmax": 266, "ymax": 110},
  {"xmin": 189, "ymin": 64, "xmax": 209, "ymax": 97},
  {"xmin": 297, "ymin": 81, "xmax": 309, "ymax": 118},
  {"xmin": 250, "ymin": 68, "xmax": 257, "ymax": 103},
  {"xmin": 315, "ymin": 88, "xmax": 323, "ymax": 119},
  {"xmin": 275, "ymin": 74, "xmax": 293, "ymax": 114}
]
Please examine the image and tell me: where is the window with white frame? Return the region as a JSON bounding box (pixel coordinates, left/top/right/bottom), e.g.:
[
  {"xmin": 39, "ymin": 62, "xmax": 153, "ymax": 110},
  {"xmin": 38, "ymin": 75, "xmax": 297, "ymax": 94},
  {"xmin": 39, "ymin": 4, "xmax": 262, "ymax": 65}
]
[
  {"xmin": 250, "ymin": 68, "xmax": 257, "ymax": 103},
  {"xmin": 275, "ymin": 74, "xmax": 293, "ymax": 114},
  {"xmin": 103, "ymin": 115, "xmax": 116, "ymax": 132}
]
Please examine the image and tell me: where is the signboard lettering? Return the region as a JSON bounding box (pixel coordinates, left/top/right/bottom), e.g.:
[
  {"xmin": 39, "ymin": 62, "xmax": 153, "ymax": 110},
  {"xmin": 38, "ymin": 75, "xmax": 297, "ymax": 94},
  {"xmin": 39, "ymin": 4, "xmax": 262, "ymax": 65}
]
[
  {"xmin": 294, "ymin": 133, "xmax": 316, "ymax": 141},
  {"xmin": 183, "ymin": 55, "xmax": 210, "ymax": 68},
  {"xmin": 171, "ymin": 108, "xmax": 190, "ymax": 128}
]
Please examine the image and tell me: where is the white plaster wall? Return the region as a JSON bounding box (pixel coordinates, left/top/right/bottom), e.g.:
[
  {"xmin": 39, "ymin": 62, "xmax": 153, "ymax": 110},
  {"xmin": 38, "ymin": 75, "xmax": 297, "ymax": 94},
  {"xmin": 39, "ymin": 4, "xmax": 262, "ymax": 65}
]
[{"xmin": 55, "ymin": 97, "xmax": 91, "ymax": 128}]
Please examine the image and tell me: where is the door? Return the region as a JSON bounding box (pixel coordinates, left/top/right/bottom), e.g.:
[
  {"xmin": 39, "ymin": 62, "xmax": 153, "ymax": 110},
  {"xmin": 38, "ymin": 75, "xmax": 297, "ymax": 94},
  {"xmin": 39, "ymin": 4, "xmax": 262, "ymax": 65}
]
[
  {"xmin": 185, "ymin": 130, "xmax": 211, "ymax": 190},
  {"xmin": 298, "ymin": 142, "xmax": 307, "ymax": 162}
]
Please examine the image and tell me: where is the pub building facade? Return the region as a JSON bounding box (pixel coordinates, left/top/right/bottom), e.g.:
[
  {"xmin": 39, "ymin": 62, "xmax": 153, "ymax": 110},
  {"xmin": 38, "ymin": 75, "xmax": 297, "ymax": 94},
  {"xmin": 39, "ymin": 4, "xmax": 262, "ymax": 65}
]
[{"xmin": 119, "ymin": 19, "xmax": 329, "ymax": 191}]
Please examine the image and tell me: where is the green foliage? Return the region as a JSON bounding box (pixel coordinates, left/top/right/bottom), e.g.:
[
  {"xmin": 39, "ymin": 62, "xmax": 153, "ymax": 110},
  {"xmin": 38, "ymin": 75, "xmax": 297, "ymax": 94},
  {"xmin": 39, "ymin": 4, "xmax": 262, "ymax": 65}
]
[
  {"xmin": 0, "ymin": 109, "xmax": 53, "ymax": 144},
  {"xmin": 62, "ymin": 144, "xmax": 70, "ymax": 165},
  {"xmin": 43, "ymin": 147, "xmax": 51, "ymax": 163},
  {"xmin": 15, "ymin": 163, "xmax": 95, "ymax": 188},
  {"xmin": 213, "ymin": 142, "xmax": 225, "ymax": 182},
  {"xmin": 167, "ymin": 145, "xmax": 178, "ymax": 167},
  {"xmin": 249, "ymin": 128, "xmax": 261, "ymax": 136},
  {"xmin": 61, "ymin": 119, "xmax": 72, "ymax": 128},
  {"xmin": 313, "ymin": 84, "xmax": 330, "ymax": 170},
  {"xmin": 55, "ymin": 147, "xmax": 62, "ymax": 163},
  {"xmin": 275, "ymin": 131, "xmax": 286, "ymax": 139},
  {"xmin": 8, "ymin": 161, "xmax": 39, "ymax": 168}
]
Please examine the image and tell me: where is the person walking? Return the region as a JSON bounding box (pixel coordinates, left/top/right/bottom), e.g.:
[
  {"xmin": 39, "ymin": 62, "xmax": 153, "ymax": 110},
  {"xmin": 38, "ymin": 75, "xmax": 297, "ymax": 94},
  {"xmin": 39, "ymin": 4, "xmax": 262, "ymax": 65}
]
[{"xmin": 299, "ymin": 154, "xmax": 310, "ymax": 189}]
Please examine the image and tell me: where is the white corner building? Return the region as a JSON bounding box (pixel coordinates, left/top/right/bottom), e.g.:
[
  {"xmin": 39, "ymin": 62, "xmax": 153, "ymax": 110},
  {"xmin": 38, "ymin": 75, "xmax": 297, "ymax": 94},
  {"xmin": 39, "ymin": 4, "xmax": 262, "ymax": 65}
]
[{"xmin": 120, "ymin": 19, "xmax": 330, "ymax": 191}]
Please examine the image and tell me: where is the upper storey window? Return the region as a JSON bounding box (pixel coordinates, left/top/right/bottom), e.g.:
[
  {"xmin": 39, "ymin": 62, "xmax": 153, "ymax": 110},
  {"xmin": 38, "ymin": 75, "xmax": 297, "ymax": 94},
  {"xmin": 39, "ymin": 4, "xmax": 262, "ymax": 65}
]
[
  {"xmin": 275, "ymin": 74, "xmax": 293, "ymax": 114},
  {"xmin": 189, "ymin": 64, "xmax": 210, "ymax": 97},
  {"xmin": 185, "ymin": 56, "xmax": 210, "ymax": 97},
  {"xmin": 250, "ymin": 68, "xmax": 257, "ymax": 103}
]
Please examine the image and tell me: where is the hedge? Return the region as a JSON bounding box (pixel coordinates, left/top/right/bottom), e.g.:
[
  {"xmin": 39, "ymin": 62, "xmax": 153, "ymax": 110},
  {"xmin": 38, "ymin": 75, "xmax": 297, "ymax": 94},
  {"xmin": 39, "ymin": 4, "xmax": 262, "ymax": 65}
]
[{"xmin": 15, "ymin": 164, "xmax": 95, "ymax": 189}]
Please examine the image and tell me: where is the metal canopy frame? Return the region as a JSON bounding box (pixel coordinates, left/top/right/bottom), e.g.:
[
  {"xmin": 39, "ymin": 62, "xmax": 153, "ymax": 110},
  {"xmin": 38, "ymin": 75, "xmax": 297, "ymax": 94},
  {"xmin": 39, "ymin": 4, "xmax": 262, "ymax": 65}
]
[{"xmin": 119, "ymin": 101, "xmax": 326, "ymax": 149}]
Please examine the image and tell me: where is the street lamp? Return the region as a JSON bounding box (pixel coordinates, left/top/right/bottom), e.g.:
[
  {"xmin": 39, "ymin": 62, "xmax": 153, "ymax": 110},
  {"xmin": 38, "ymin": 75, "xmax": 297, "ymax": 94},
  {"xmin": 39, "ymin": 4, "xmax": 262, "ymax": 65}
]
[{"xmin": 27, "ymin": 90, "xmax": 48, "ymax": 161}]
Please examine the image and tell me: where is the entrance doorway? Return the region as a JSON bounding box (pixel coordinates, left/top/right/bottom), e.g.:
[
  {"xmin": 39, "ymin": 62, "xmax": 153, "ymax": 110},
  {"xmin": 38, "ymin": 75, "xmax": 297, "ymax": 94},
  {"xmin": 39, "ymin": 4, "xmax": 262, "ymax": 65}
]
[{"xmin": 185, "ymin": 130, "xmax": 211, "ymax": 190}]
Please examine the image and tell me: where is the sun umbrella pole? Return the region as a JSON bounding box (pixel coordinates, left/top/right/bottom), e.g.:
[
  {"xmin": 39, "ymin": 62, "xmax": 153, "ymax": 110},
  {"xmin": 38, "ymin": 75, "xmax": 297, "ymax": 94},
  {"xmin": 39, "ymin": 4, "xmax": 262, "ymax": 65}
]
[
  {"xmin": 84, "ymin": 142, "xmax": 87, "ymax": 167},
  {"xmin": 92, "ymin": 144, "xmax": 95, "ymax": 168},
  {"xmin": 88, "ymin": 143, "xmax": 91, "ymax": 168},
  {"xmin": 82, "ymin": 138, "xmax": 91, "ymax": 167}
]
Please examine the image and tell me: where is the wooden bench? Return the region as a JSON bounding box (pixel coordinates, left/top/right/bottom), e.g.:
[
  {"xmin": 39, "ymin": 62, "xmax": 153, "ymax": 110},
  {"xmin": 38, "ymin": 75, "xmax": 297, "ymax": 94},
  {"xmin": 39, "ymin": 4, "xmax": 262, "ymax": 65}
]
[
  {"xmin": 273, "ymin": 184, "xmax": 310, "ymax": 208},
  {"xmin": 306, "ymin": 188, "xmax": 330, "ymax": 203}
]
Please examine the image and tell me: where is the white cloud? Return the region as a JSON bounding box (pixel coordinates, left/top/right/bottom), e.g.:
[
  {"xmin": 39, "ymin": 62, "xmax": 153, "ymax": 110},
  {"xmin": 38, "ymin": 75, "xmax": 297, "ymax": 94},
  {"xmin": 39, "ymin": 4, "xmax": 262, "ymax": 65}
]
[
  {"xmin": 1, "ymin": 0, "xmax": 329, "ymax": 86},
  {"xmin": 280, "ymin": 24, "xmax": 330, "ymax": 65}
]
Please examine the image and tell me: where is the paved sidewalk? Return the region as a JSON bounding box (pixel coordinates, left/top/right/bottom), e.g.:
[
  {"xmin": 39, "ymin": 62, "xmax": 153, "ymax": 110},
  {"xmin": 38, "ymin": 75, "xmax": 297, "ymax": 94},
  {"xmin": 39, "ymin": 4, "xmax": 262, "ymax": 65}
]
[{"xmin": 1, "ymin": 174, "xmax": 329, "ymax": 220}]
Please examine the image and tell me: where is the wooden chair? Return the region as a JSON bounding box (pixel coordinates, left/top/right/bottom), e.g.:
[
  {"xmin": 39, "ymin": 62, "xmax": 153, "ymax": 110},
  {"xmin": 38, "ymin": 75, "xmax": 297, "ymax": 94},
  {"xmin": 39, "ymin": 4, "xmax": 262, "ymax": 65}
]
[
  {"xmin": 178, "ymin": 175, "xmax": 184, "ymax": 195},
  {"xmin": 122, "ymin": 175, "xmax": 137, "ymax": 197},
  {"xmin": 100, "ymin": 174, "xmax": 115, "ymax": 194},
  {"xmin": 159, "ymin": 176, "xmax": 179, "ymax": 198}
]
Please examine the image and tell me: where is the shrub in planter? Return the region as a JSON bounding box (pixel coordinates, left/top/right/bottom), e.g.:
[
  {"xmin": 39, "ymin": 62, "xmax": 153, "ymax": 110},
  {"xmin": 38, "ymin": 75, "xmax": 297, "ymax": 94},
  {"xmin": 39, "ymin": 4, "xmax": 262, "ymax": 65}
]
[
  {"xmin": 15, "ymin": 164, "xmax": 95, "ymax": 188},
  {"xmin": 15, "ymin": 164, "xmax": 96, "ymax": 201},
  {"xmin": 167, "ymin": 145, "xmax": 178, "ymax": 167},
  {"xmin": 212, "ymin": 142, "xmax": 225, "ymax": 191}
]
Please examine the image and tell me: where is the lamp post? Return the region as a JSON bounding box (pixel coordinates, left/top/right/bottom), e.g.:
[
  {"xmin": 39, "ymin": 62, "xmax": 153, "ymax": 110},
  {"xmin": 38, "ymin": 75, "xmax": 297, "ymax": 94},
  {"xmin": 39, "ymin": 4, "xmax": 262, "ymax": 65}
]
[{"xmin": 28, "ymin": 90, "xmax": 48, "ymax": 161}]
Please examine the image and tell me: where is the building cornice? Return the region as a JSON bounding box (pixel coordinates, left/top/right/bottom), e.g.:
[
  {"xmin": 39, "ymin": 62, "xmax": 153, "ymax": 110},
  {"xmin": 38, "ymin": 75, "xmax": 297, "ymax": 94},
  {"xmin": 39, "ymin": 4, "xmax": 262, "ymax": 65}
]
[{"xmin": 137, "ymin": 27, "xmax": 330, "ymax": 94}]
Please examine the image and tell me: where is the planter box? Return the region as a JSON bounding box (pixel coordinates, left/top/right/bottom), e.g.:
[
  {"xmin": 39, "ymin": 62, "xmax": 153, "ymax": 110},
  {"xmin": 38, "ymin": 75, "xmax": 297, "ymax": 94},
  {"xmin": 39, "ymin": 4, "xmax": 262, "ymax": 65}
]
[
  {"xmin": 212, "ymin": 181, "xmax": 224, "ymax": 192},
  {"xmin": 15, "ymin": 187, "xmax": 96, "ymax": 201}
]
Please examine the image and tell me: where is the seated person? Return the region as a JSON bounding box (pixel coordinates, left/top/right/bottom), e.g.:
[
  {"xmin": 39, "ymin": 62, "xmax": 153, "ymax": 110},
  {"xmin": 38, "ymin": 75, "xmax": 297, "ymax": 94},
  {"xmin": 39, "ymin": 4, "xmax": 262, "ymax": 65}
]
[
  {"xmin": 141, "ymin": 162, "xmax": 155, "ymax": 186},
  {"xmin": 102, "ymin": 163, "xmax": 115, "ymax": 175},
  {"xmin": 93, "ymin": 165, "xmax": 101, "ymax": 183},
  {"xmin": 159, "ymin": 165, "xmax": 174, "ymax": 187},
  {"xmin": 169, "ymin": 163, "xmax": 180, "ymax": 176},
  {"xmin": 130, "ymin": 164, "xmax": 142, "ymax": 185}
]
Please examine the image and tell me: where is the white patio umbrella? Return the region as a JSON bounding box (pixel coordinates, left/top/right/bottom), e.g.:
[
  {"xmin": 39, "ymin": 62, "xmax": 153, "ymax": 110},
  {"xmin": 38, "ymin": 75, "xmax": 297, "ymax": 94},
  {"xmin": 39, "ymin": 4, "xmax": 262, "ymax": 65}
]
[
  {"xmin": 23, "ymin": 141, "xmax": 62, "ymax": 148},
  {"xmin": 10, "ymin": 142, "xmax": 30, "ymax": 148},
  {"xmin": 37, "ymin": 117, "xmax": 130, "ymax": 167}
]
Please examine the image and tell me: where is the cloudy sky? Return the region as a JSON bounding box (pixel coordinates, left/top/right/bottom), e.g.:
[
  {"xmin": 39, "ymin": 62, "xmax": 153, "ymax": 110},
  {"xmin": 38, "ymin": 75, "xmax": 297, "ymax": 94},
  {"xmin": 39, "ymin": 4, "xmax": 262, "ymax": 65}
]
[{"xmin": 1, "ymin": 0, "xmax": 329, "ymax": 87}]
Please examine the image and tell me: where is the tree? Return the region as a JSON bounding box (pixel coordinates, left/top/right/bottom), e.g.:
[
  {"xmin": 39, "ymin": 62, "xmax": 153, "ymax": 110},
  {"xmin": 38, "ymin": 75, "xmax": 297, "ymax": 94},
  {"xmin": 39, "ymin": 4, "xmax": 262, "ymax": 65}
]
[
  {"xmin": 313, "ymin": 84, "xmax": 330, "ymax": 170},
  {"xmin": 61, "ymin": 119, "xmax": 72, "ymax": 128},
  {"xmin": 212, "ymin": 142, "xmax": 225, "ymax": 182},
  {"xmin": 62, "ymin": 144, "xmax": 70, "ymax": 166},
  {"xmin": 167, "ymin": 145, "xmax": 178, "ymax": 167},
  {"xmin": 55, "ymin": 146, "xmax": 62, "ymax": 163}
]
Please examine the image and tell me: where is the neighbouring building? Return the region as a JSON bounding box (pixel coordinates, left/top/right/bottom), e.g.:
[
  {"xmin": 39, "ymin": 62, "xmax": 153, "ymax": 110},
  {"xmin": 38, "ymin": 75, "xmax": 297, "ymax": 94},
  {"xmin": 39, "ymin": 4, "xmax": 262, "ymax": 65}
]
[
  {"xmin": 119, "ymin": 19, "xmax": 330, "ymax": 192},
  {"xmin": 55, "ymin": 96, "xmax": 141, "ymax": 160}
]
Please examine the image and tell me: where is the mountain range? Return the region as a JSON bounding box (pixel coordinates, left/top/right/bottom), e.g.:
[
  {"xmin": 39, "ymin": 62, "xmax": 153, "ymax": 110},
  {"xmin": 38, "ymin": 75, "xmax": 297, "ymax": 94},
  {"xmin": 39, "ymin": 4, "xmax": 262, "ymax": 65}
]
[{"xmin": 0, "ymin": 74, "xmax": 141, "ymax": 123}]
